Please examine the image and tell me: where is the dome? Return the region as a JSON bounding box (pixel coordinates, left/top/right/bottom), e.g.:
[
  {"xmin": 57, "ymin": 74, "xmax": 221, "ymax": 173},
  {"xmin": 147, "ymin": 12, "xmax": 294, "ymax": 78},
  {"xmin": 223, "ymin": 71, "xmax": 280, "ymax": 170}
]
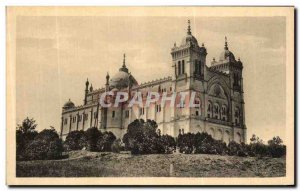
[
  {"xmin": 219, "ymin": 49, "xmax": 236, "ymax": 62},
  {"xmin": 63, "ymin": 99, "xmax": 75, "ymax": 109},
  {"xmin": 181, "ymin": 34, "xmax": 199, "ymax": 47},
  {"xmin": 109, "ymin": 54, "xmax": 138, "ymax": 90},
  {"xmin": 218, "ymin": 37, "xmax": 236, "ymax": 63},
  {"xmin": 109, "ymin": 70, "xmax": 138, "ymax": 90},
  {"xmin": 180, "ymin": 20, "xmax": 199, "ymax": 47}
]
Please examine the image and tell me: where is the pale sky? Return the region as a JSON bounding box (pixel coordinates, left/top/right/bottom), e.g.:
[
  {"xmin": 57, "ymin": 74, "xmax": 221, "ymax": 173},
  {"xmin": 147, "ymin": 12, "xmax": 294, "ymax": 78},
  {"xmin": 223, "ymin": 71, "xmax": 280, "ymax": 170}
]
[{"xmin": 16, "ymin": 16, "xmax": 286, "ymax": 142}]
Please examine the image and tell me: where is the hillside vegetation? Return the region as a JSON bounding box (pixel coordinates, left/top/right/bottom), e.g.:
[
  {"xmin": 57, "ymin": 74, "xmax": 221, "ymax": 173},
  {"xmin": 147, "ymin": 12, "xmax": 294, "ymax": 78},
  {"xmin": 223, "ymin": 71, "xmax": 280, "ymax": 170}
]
[{"xmin": 16, "ymin": 151, "xmax": 285, "ymax": 177}]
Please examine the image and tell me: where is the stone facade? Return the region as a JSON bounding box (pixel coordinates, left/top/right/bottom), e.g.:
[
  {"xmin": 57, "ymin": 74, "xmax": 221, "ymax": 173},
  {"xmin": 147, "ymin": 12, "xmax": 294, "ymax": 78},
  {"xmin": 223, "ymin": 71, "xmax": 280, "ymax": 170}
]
[{"xmin": 60, "ymin": 21, "xmax": 246, "ymax": 144}]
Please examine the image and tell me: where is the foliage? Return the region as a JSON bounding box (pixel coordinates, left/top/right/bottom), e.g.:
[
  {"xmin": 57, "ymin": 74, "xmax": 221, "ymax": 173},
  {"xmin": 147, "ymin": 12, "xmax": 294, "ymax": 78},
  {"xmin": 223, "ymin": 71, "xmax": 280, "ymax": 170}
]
[
  {"xmin": 177, "ymin": 133, "xmax": 195, "ymax": 154},
  {"xmin": 158, "ymin": 135, "xmax": 176, "ymax": 154},
  {"xmin": 24, "ymin": 128, "xmax": 64, "ymax": 160},
  {"xmin": 177, "ymin": 132, "xmax": 227, "ymax": 155},
  {"xmin": 96, "ymin": 131, "xmax": 116, "ymax": 152},
  {"xmin": 84, "ymin": 127, "xmax": 102, "ymax": 151},
  {"xmin": 228, "ymin": 141, "xmax": 248, "ymax": 157},
  {"xmin": 63, "ymin": 130, "xmax": 86, "ymax": 151},
  {"xmin": 16, "ymin": 118, "xmax": 38, "ymax": 160},
  {"xmin": 111, "ymin": 139, "xmax": 124, "ymax": 153},
  {"xmin": 267, "ymin": 136, "xmax": 286, "ymax": 158},
  {"xmin": 123, "ymin": 119, "xmax": 172, "ymax": 154}
]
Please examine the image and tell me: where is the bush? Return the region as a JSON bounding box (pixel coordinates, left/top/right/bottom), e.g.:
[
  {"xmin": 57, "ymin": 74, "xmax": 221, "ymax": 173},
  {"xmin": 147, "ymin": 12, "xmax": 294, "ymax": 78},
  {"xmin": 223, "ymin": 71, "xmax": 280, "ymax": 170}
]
[
  {"xmin": 247, "ymin": 142, "xmax": 268, "ymax": 157},
  {"xmin": 84, "ymin": 127, "xmax": 102, "ymax": 151},
  {"xmin": 96, "ymin": 131, "xmax": 116, "ymax": 152},
  {"xmin": 228, "ymin": 141, "xmax": 248, "ymax": 157},
  {"xmin": 267, "ymin": 136, "xmax": 286, "ymax": 158},
  {"xmin": 63, "ymin": 130, "xmax": 86, "ymax": 151},
  {"xmin": 111, "ymin": 139, "xmax": 124, "ymax": 153},
  {"xmin": 178, "ymin": 132, "xmax": 228, "ymax": 155},
  {"xmin": 158, "ymin": 135, "xmax": 176, "ymax": 154},
  {"xmin": 24, "ymin": 128, "xmax": 64, "ymax": 160}
]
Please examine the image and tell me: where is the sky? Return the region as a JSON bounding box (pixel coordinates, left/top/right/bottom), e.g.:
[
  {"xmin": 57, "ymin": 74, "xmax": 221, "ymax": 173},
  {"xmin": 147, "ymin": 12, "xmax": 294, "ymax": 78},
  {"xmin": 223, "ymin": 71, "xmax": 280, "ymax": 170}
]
[{"xmin": 16, "ymin": 16, "xmax": 286, "ymax": 142}]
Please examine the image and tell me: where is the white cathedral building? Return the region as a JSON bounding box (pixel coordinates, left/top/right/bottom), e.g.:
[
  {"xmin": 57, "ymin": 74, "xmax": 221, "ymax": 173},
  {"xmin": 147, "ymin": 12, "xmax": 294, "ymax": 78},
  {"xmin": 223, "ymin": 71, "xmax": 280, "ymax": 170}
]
[{"xmin": 60, "ymin": 21, "xmax": 246, "ymax": 144}]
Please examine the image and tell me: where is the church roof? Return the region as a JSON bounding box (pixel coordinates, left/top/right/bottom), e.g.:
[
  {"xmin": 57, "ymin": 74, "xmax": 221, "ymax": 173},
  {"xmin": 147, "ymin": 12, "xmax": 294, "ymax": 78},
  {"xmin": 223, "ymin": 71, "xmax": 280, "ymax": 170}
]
[
  {"xmin": 63, "ymin": 99, "xmax": 75, "ymax": 109},
  {"xmin": 109, "ymin": 54, "xmax": 138, "ymax": 90}
]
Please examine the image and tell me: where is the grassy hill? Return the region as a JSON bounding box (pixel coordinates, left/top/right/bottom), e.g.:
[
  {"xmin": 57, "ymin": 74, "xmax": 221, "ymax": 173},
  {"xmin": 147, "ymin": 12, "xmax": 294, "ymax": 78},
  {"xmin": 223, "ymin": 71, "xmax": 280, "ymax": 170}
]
[{"xmin": 16, "ymin": 151, "xmax": 286, "ymax": 177}]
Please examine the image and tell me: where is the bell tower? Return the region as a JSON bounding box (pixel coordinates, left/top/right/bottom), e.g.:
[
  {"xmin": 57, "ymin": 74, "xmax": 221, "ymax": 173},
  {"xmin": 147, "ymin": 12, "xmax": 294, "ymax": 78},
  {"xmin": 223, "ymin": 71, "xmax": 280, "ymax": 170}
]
[{"xmin": 171, "ymin": 20, "xmax": 207, "ymax": 82}]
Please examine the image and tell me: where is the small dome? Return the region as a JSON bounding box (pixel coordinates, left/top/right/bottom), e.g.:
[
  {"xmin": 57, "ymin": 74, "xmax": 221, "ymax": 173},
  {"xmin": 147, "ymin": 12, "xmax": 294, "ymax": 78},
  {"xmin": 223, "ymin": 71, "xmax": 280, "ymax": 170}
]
[
  {"xmin": 219, "ymin": 49, "xmax": 236, "ymax": 62},
  {"xmin": 181, "ymin": 34, "xmax": 199, "ymax": 47},
  {"xmin": 180, "ymin": 20, "xmax": 199, "ymax": 47},
  {"xmin": 218, "ymin": 37, "xmax": 236, "ymax": 63},
  {"xmin": 63, "ymin": 99, "xmax": 75, "ymax": 109}
]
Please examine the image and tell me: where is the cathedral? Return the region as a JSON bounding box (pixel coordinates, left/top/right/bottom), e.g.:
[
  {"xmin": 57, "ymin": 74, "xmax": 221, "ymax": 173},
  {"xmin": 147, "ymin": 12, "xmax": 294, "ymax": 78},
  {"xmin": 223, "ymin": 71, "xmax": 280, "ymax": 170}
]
[{"xmin": 60, "ymin": 20, "xmax": 246, "ymax": 144}]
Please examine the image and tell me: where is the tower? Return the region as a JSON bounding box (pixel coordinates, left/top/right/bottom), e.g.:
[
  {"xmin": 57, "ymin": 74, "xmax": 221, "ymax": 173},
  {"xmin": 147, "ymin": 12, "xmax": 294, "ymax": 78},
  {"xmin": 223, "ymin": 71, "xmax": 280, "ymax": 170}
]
[{"xmin": 171, "ymin": 20, "xmax": 207, "ymax": 82}]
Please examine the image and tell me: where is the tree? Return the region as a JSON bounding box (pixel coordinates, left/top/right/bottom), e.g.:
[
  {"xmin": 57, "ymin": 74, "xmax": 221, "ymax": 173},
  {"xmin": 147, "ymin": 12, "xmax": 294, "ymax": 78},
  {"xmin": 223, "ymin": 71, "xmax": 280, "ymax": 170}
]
[
  {"xmin": 267, "ymin": 136, "xmax": 286, "ymax": 158},
  {"xmin": 24, "ymin": 128, "xmax": 63, "ymax": 160},
  {"xmin": 84, "ymin": 127, "xmax": 102, "ymax": 151},
  {"xmin": 250, "ymin": 134, "xmax": 263, "ymax": 144},
  {"xmin": 177, "ymin": 133, "xmax": 195, "ymax": 154},
  {"xmin": 268, "ymin": 136, "xmax": 283, "ymax": 145},
  {"xmin": 63, "ymin": 130, "xmax": 86, "ymax": 151},
  {"xmin": 96, "ymin": 131, "xmax": 116, "ymax": 152},
  {"xmin": 123, "ymin": 119, "xmax": 164, "ymax": 154},
  {"xmin": 16, "ymin": 117, "xmax": 38, "ymax": 160}
]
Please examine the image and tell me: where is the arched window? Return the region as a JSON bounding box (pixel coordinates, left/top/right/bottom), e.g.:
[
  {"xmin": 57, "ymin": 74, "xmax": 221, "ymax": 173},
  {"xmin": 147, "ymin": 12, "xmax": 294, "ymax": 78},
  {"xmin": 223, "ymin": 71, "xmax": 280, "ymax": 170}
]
[
  {"xmin": 214, "ymin": 103, "xmax": 220, "ymax": 119},
  {"xmin": 178, "ymin": 61, "xmax": 181, "ymax": 75},
  {"xmin": 234, "ymin": 107, "xmax": 240, "ymax": 125},
  {"xmin": 221, "ymin": 105, "xmax": 227, "ymax": 121},
  {"xmin": 194, "ymin": 60, "xmax": 198, "ymax": 74},
  {"xmin": 181, "ymin": 60, "xmax": 185, "ymax": 74},
  {"xmin": 207, "ymin": 101, "xmax": 212, "ymax": 118},
  {"xmin": 199, "ymin": 60, "xmax": 203, "ymax": 75}
]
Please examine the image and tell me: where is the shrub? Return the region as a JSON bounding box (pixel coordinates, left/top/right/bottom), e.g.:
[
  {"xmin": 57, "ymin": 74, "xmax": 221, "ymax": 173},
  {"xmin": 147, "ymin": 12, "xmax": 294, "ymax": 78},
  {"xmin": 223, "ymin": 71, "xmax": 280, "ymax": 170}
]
[
  {"xmin": 111, "ymin": 139, "xmax": 124, "ymax": 153},
  {"xmin": 24, "ymin": 128, "xmax": 63, "ymax": 160},
  {"xmin": 84, "ymin": 127, "xmax": 102, "ymax": 151},
  {"xmin": 247, "ymin": 142, "xmax": 268, "ymax": 157},
  {"xmin": 158, "ymin": 135, "xmax": 176, "ymax": 154},
  {"xmin": 63, "ymin": 130, "xmax": 86, "ymax": 151},
  {"xmin": 267, "ymin": 136, "xmax": 286, "ymax": 158},
  {"xmin": 228, "ymin": 141, "xmax": 248, "ymax": 157},
  {"xmin": 96, "ymin": 131, "xmax": 116, "ymax": 152}
]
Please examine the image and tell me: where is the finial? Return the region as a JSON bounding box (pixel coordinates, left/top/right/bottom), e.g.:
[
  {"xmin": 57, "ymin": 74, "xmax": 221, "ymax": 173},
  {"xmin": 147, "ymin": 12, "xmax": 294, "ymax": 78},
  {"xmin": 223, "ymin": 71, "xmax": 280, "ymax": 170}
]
[
  {"xmin": 174, "ymin": 42, "xmax": 176, "ymax": 47},
  {"xmin": 106, "ymin": 72, "xmax": 109, "ymax": 85},
  {"xmin": 224, "ymin": 36, "xmax": 228, "ymax": 50},
  {"xmin": 123, "ymin": 53, "xmax": 126, "ymax": 67},
  {"xmin": 213, "ymin": 57, "xmax": 215, "ymax": 61},
  {"xmin": 90, "ymin": 84, "xmax": 93, "ymax": 92},
  {"xmin": 238, "ymin": 57, "xmax": 241, "ymax": 61},
  {"xmin": 187, "ymin": 20, "xmax": 191, "ymax": 35},
  {"xmin": 202, "ymin": 43, "xmax": 205, "ymax": 47},
  {"xmin": 85, "ymin": 78, "xmax": 89, "ymax": 86},
  {"xmin": 69, "ymin": 98, "xmax": 71, "ymax": 101}
]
